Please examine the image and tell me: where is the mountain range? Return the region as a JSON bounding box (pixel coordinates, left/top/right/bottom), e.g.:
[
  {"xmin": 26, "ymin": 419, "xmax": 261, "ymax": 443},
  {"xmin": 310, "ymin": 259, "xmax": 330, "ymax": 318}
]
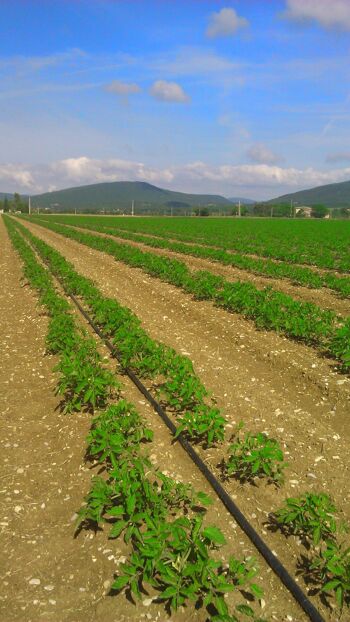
[
  {"xmin": 2, "ymin": 178, "xmax": 350, "ymax": 211},
  {"xmin": 30, "ymin": 181, "xmax": 237, "ymax": 212},
  {"xmin": 267, "ymin": 179, "xmax": 350, "ymax": 208}
]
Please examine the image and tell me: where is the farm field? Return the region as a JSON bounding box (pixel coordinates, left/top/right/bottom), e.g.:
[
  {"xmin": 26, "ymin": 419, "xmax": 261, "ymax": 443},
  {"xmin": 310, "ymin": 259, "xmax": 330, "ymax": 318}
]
[
  {"xmin": 35, "ymin": 215, "xmax": 350, "ymax": 271},
  {"xmin": 2, "ymin": 213, "xmax": 350, "ymax": 622}
]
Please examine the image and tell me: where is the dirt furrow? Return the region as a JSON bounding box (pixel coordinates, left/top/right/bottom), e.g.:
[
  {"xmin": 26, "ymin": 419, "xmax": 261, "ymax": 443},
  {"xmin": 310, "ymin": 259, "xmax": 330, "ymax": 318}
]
[
  {"xmin": 103, "ymin": 226, "xmax": 349, "ymax": 277},
  {"xmin": 2, "ymin": 216, "xmax": 310, "ymax": 621},
  {"xmin": 19, "ymin": 218, "xmax": 350, "ymax": 528},
  {"xmin": 70, "ymin": 224, "xmax": 349, "ymax": 317}
]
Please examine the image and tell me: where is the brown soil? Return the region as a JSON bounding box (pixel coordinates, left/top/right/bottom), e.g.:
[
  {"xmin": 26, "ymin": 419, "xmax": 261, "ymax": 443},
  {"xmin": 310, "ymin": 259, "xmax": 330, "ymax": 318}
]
[
  {"xmin": 1, "ymin": 217, "xmax": 306, "ymax": 622},
  {"xmin": 110, "ymin": 226, "xmax": 348, "ymax": 278},
  {"xmin": 71, "ymin": 224, "xmax": 349, "ymax": 317},
  {"xmin": 16, "ymin": 217, "xmax": 350, "ymax": 621}
]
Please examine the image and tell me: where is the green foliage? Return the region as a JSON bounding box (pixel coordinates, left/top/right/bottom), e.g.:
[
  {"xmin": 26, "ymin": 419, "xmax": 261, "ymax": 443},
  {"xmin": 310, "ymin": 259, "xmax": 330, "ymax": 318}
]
[
  {"xmin": 273, "ymin": 492, "xmax": 350, "ymax": 609},
  {"xmin": 22, "ymin": 215, "xmax": 350, "ymax": 369},
  {"xmin": 311, "ymin": 540, "xmax": 350, "ymax": 609},
  {"xmin": 176, "ymin": 406, "xmax": 226, "ymax": 446},
  {"xmin": 54, "ymin": 338, "xmax": 119, "ymax": 413},
  {"xmin": 3, "ymin": 216, "xmax": 118, "ymax": 414},
  {"xmin": 225, "ymin": 423, "xmax": 286, "ymax": 485},
  {"xmin": 11, "ymin": 218, "xmax": 227, "ymax": 444},
  {"xmin": 272, "ymin": 492, "xmax": 344, "ymax": 546},
  {"xmin": 74, "ymin": 394, "xmax": 263, "ymax": 620},
  {"xmin": 311, "ymin": 204, "xmax": 329, "ymax": 219},
  {"xmin": 329, "ymin": 318, "xmax": 350, "ymax": 371}
]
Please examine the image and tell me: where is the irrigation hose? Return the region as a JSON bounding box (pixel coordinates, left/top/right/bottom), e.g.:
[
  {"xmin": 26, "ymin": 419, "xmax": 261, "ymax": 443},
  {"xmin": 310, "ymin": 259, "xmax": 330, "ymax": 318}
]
[
  {"xmin": 66, "ymin": 290, "xmax": 325, "ymax": 622},
  {"xmin": 13, "ymin": 220, "xmax": 324, "ymax": 622}
]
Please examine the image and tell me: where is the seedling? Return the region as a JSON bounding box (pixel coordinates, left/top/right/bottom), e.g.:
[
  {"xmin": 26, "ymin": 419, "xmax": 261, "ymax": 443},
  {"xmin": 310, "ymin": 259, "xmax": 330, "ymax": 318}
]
[{"xmin": 225, "ymin": 422, "xmax": 286, "ymax": 485}]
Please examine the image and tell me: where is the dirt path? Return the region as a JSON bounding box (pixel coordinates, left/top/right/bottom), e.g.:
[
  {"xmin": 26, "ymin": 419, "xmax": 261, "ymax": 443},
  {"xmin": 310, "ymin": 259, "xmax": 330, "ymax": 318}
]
[
  {"xmin": 70, "ymin": 224, "xmax": 349, "ymax": 317},
  {"xmin": 18, "ymin": 219, "xmax": 350, "ymax": 611},
  {"xmin": 108, "ymin": 226, "xmax": 349, "ymax": 277},
  {"xmin": 1, "ymin": 216, "xmax": 310, "ymax": 622}
]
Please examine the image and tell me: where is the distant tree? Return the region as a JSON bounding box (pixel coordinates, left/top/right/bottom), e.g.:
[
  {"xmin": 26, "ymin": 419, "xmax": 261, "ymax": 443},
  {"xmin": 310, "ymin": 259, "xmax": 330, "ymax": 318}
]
[
  {"xmin": 311, "ymin": 204, "xmax": 329, "ymax": 218},
  {"xmin": 3, "ymin": 197, "xmax": 9, "ymax": 212},
  {"xmin": 231, "ymin": 205, "xmax": 248, "ymax": 216},
  {"xmin": 340, "ymin": 207, "xmax": 350, "ymax": 218},
  {"xmin": 193, "ymin": 207, "xmax": 210, "ymax": 216},
  {"xmin": 253, "ymin": 202, "xmax": 270, "ymax": 217},
  {"xmin": 272, "ymin": 203, "xmax": 290, "ymax": 217}
]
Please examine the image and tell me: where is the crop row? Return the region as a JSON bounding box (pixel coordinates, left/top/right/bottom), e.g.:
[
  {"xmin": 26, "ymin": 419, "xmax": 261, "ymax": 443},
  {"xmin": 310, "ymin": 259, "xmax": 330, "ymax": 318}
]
[
  {"xmin": 4, "ymin": 216, "xmax": 118, "ymax": 414},
  {"xmin": 78, "ymin": 403, "xmax": 267, "ymax": 621},
  {"xmin": 13, "ymin": 218, "xmax": 290, "ymax": 486},
  {"xmin": 4, "ymin": 216, "xmax": 266, "ymax": 621},
  {"xmin": 37, "ymin": 215, "xmax": 350, "ymax": 298},
  {"xmin": 15, "ymin": 218, "xmax": 228, "ymax": 447},
  {"xmin": 23, "ymin": 216, "xmax": 350, "ymax": 371},
  {"xmin": 12, "ymin": 216, "xmax": 350, "ymax": 611},
  {"xmin": 36, "ymin": 215, "xmax": 350, "ymax": 272}
]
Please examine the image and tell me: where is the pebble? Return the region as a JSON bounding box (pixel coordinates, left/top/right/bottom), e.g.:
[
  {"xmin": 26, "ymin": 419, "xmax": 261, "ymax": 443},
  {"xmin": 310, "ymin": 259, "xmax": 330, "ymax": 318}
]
[{"xmin": 29, "ymin": 578, "xmax": 40, "ymax": 585}]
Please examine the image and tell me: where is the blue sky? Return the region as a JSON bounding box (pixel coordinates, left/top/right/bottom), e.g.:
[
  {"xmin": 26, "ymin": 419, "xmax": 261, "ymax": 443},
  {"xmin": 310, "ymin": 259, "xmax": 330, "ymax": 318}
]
[{"xmin": 0, "ymin": 0, "xmax": 350, "ymax": 199}]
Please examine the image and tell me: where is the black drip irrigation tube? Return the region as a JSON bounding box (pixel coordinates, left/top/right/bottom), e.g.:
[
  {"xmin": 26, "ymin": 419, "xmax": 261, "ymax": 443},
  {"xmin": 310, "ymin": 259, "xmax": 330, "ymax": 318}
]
[
  {"xmin": 14, "ymin": 223, "xmax": 324, "ymax": 622},
  {"xmin": 65, "ymin": 290, "xmax": 325, "ymax": 622}
]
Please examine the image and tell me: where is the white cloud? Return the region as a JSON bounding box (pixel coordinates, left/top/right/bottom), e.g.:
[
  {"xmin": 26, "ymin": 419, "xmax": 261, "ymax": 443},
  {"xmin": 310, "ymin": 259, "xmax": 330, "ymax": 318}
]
[
  {"xmin": 50, "ymin": 156, "xmax": 174, "ymax": 186},
  {"xmin": 206, "ymin": 8, "xmax": 249, "ymax": 38},
  {"xmin": 0, "ymin": 48, "xmax": 87, "ymax": 73},
  {"xmin": 3, "ymin": 156, "xmax": 350, "ymax": 200},
  {"xmin": 246, "ymin": 143, "xmax": 281, "ymax": 165},
  {"xmin": 326, "ymin": 152, "xmax": 350, "ymax": 163},
  {"xmin": 284, "ymin": 0, "xmax": 350, "ymax": 30},
  {"xmin": 104, "ymin": 80, "xmax": 141, "ymax": 97},
  {"xmin": 0, "ymin": 164, "xmax": 36, "ymax": 190},
  {"xmin": 176, "ymin": 161, "xmax": 350, "ymax": 190},
  {"xmin": 149, "ymin": 80, "xmax": 190, "ymax": 103}
]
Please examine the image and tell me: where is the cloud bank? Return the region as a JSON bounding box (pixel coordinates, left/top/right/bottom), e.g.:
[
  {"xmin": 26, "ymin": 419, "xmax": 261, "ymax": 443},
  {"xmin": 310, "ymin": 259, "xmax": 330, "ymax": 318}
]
[
  {"xmin": 206, "ymin": 8, "xmax": 249, "ymax": 38},
  {"xmin": 284, "ymin": 0, "xmax": 350, "ymax": 31},
  {"xmin": 149, "ymin": 80, "xmax": 190, "ymax": 103},
  {"xmin": 2, "ymin": 156, "xmax": 350, "ymax": 201}
]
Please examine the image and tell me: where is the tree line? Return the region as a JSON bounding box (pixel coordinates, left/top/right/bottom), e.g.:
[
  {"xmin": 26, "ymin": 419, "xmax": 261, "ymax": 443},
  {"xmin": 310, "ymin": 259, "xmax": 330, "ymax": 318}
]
[{"xmin": 0, "ymin": 193, "xmax": 29, "ymax": 213}]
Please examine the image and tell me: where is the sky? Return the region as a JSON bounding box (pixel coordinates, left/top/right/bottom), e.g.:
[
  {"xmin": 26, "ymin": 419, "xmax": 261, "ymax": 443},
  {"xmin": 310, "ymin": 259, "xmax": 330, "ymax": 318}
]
[{"xmin": 0, "ymin": 0, "xmax": 350, "ymax": 200}]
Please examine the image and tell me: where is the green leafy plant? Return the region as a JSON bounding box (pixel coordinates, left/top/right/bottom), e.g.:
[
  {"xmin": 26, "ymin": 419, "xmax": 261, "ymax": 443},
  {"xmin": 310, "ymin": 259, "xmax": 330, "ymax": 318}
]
[
  {"xmin": 272, "ymin": 492, "xmax": 344, "ymax": 545},
  {"xmin": 55, "ymin": 338, "xmax": 119, "ymax": 413},
  {"xmin": 310, "ymin": 539, "xmax": 350, "ymax": 609},
  {"xmin": 225, "ymin": 422, "xmax": 286, "ymax": 485}
]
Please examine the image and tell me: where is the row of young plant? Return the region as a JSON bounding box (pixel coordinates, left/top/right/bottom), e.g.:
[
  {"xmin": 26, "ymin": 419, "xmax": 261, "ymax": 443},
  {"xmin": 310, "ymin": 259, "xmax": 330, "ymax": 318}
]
[
  {"xmin": 38, "ymin": 215, "xmax": 350, "ymax": 298},
  {"xmin": 78, "ymin": 401, "xmax": 268, "ymax": 621},
  {"xmin": 23, "ymin": 216, "xmax": 350, "ymax": 371},
  {"xmin": 38, "ymin": 215, "xmax": 349, "ymax": 272},
  {"xmin": 4, "ymin": 216, "xmax": 266, "ymax": 622},
  {"xmin": 13, "ymin": 217, "xmax": 350, "ymax": 612},
  {"xmin": 13, "ymin": 217, "xmax": 226, "ymax": 446},
  {"xmin": 4, "ymin": 216, "xmax": 118, "ymax": 414}
]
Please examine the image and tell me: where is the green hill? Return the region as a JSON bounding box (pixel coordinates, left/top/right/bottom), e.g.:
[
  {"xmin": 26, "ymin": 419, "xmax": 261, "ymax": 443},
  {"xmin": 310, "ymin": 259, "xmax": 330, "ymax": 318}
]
[
  {"xmin": 0, "ymin": 192, "xmax": 15, "ymax": 200},
  {"xmin": 268, "ymin": 179, "xmax": 350, "ymax": 208},
  {"xmin": 31, "ymin": 181, "xmax": 232, "ymax": 213}
]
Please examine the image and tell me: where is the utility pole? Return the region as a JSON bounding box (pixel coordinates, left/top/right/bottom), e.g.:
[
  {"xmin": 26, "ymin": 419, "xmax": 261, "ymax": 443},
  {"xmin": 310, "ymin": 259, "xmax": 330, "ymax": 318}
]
[
  {"xmin": 238, "ymin": 200, "xmax": 241, "ymax": 217},
  {"xmin": 270, "ymin": 205, "xmax": 274, "ymax": 218},
  {"xmin": 171, "ymin": 207, "xmax": 173, "ymax": 217},
  {"xmin": 28, "ymin": 196, "xmax": 31, "ymax": 216},
  {"xmin": 131, "ymin": 200, "xmax": 134, "ymax": 216}
]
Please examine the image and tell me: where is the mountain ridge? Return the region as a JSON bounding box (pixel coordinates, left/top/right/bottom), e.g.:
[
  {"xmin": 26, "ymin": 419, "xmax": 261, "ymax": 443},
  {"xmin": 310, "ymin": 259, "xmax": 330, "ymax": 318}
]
[
  {"xmin": 267, "ymin": 179, "xmax": 350, "ymax": 207},
  {"xmin": 30, "ymin": 181, "xmax": 237, "ymax": 212}
]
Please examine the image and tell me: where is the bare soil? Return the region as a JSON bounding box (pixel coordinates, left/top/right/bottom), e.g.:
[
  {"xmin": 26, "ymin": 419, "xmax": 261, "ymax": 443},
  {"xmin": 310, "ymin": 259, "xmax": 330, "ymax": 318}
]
[
  {"xmin": 72, "ymin": 224, "xmax": 349, "ymax": 317},
  {"xmin": 110, "ymin": 227, "xmax": 348, "ymax": 278},
  {"xmin": 1, "ymin": 217, "xmax": 307, "ymax": 622},
  {"xmin": 16, "ymin": 217, "xmax": 350, "ymax": 621}
]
